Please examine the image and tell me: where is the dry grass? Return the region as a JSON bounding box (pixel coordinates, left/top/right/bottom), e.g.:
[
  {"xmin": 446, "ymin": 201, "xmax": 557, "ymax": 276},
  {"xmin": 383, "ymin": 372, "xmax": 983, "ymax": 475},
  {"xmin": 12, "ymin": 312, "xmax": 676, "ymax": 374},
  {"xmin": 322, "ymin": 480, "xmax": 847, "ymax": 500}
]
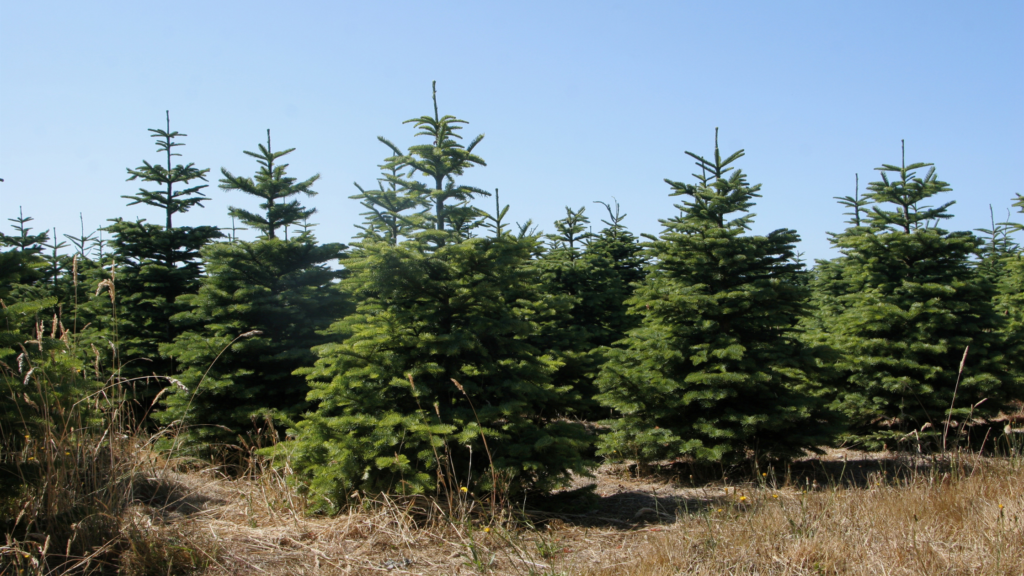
[{"xmin": 7, "ymin": 445, "xmax": 1018, "ymax": 576}]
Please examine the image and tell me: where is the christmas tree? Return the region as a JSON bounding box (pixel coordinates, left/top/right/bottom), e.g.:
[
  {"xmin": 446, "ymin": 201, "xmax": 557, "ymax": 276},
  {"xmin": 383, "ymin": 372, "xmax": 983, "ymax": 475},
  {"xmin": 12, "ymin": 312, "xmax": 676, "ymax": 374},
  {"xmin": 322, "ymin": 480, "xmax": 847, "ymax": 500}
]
[
  {"xmin": 814, "ymin": 143, "xmax": 1017, "ymax": 449},
  {"xmin": 596, "ymin": 131, "xmax": 835, "ymax": 465}
]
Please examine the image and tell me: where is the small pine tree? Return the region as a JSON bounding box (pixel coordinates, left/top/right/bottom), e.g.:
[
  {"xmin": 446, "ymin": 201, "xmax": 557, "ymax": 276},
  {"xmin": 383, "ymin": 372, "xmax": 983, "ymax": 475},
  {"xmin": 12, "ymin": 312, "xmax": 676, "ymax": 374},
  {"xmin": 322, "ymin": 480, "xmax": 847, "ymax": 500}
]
[
  {"xmin": 350, "ymin": 142, "xmax": 430, "ymax": 245},
  {"xmin": 0, "ymin": 207, "xmax": 48, "ymax": 299},
  {"xmin": 596, "ymin": 131, "xmax": 835, "ymax": 465},
  {"xmin": 994, "ymin": 194, "xmax": 1024, "ymax": 390},
  {"xmin": 533, "ymin": 203, "xmax": 646, "ymax": 418},
  {"xmin": 273, "ymin": 100, "xmax": 590, "ymax": 507},
  {"xmin": 277, "ymin": 231, "xmax": 590, "ymax": 510},
  {"xmin": 816, "ymin": 143, "xmax": 1017, "ymax": 449}
]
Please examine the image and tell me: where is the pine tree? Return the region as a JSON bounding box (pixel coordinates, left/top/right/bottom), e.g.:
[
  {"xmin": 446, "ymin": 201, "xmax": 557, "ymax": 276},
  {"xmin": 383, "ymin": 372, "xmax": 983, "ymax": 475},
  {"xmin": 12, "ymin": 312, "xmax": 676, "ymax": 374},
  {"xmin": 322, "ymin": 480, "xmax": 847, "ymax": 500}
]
[
  {"xmin": 0, "ymin": 207, "xmax": 48, "ymax": 300},
  {"xmin": 219, "ymin": 130, "xmax": 318, "ymax": 240},
  {"xmin": 994, "ymin": 194, "xmax": 1024, "ymax": 385},
  {"xmin": 158, "ymin": 136, "xmax": 347, "ymax": 455},
  {"xmin": 350, "ymin": 141, "xmax": 429, "ymax": 245},
  {"xmin": 276, "ymin": 232, "xmax": 590, "ymax": 510},
  {"xmin": 105, "ymin": 219, "xmax": 221, "ymax": 382},
  {"xmin": 816, "ymin": 143, "xmax": 1017, "ymax": 449},
  {"xmin": 584, "ymin": 200, "xmax": 648, "ymax": 341},
  {"xmin": 595, "ymin": 131, "xmax": 835, "ymax": 465}
]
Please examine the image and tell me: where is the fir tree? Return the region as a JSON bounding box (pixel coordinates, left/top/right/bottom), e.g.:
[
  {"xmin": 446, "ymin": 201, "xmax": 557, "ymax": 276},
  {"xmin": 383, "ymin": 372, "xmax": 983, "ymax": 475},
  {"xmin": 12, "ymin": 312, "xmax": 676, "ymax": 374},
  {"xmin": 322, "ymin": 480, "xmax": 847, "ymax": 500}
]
[
  {"xmin": 274, "ymin": 125, "xmax": 589, "ymax": 508},
  {"xmin": 0, "ymin": 207, "xmax": 48, "ymax": 299},
  {"xmin": 159, "ymin": 137, "xmax": 346, "ymax": 454},
  {"xmin": 157, "ymin": 235, "xmax": 348, "ymax": 453},
  {"xmin": 975, "ymin": 205, "xmax": 1019, "ymax": 286},
  {"xmin": 219, "ymin": 130, "xmax": 318, "ymax": 240},
  {"xmin": 994, "ymin": 194, "xmax": 1024, "ymax": 381},
  {"xmin": 815, "ymin": 143, "xmax": 1017, "ymax": 449},
  {"xmin": 350, "ymin": 141, "xmax": 429, "ymax": 245},
  {"xmin": 595, "ymin": 131, "xmax": 835, "ymax": 465},
  {"xmin": 109, "ymin": 114, "xmax": 222, "ymax": 391},
  {"xmin": 533, "ymin": 202, "xmax": 646, "ymax": 418},
  {"xmin": 276, "ymin": 231, "xmax": 590, "ymax": 510},
  {"xmin": 125, "ymin": 111, "xmax": 211, "ymax": 230},
  {"xmin": 105, "ymin": 219, "xmax": 221, "ymax": 382}
]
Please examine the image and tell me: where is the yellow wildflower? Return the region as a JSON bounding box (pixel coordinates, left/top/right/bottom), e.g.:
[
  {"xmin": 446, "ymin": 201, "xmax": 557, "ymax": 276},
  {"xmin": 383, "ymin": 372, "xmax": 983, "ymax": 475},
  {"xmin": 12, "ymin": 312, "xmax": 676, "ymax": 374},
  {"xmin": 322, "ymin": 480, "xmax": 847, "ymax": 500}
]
[{"xmin": 460, "ymin": 487, "xmax": 468, "ymax": 493}]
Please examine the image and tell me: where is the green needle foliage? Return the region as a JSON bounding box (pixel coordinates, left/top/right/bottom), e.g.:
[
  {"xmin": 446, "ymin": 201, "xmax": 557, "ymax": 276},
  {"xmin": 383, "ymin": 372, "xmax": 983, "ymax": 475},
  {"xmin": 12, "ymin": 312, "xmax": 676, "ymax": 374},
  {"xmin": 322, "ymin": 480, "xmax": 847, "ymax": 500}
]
[
  {"xmin": 534, "ymin": 202, "xmax": 647, "ymax": 418},
  {"xmin": 109, "ymin": 114, "xmax": 222, "ymax": 396},
  {"xmin": 124, "ymin": 111, "xmax": 211, "ymax": 230},
  {"xmin": 277, "ymin": 232, "xmax": 591, "ymax": 511},
  {"xmin": 378, "ymin": 81, "xmax": 489, "ymax": 239},
  {"xmin": 219, "ymin": 130, "xmax": 319, "ymax": 240},
  {"xmin": 105, "ymin": 219, "xmax": 221, "ymax": 385},
  {"xmin": 156, "ymin": 234, "xmax": 348, "ymax": 455},
  {"xmin": 811, "ymin": 143, "xmax": 1018, "ymax": 450},
  {"xmin": 1, "ymin": 208, "xmax": 48, "ymax": 301},
  {"xmin": 273, "ymin": 112, "xmax": 591, "ymax": 509},
  {"xmin": 158, "ymin": 135, "xmax": 347, "ymax": 455},
  {"xmin": 595, "ymin": 131, "xmax": 835, "ymax": 465}
]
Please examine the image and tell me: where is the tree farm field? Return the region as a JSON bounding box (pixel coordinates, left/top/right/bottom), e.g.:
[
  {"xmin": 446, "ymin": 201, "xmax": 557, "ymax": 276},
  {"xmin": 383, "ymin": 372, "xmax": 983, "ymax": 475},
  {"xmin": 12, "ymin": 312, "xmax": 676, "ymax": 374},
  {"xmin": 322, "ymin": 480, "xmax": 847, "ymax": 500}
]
[{"xmin": 4, "ymin": 72, "xmax": 1024, "ymax": 576}]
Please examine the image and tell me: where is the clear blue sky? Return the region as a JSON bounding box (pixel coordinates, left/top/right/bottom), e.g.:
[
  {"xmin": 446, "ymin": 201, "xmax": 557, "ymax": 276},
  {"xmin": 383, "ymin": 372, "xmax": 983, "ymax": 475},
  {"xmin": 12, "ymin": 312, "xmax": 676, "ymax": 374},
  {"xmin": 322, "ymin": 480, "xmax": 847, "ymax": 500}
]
[{"xmin": 2, "ymin": 1, "xmax": 1022, "ymax": 262}]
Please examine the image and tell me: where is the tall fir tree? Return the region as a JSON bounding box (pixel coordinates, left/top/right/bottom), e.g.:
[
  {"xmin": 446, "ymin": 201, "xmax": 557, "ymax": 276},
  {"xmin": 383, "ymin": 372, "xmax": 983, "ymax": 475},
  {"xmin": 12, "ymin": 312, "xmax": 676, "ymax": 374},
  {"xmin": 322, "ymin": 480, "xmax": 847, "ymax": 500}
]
[
  {"xmin": 158, "ymin": 136, "xmax": 347, "ymax": 455},
  {"xmin": 595, "ymin": 131, "xmax": 835, "ymax": 465},
  {"xmin": 109, "ymin": 113, "xmax": 222, "ymax": 393},
  {"xmin": 272, "ymin": 99, "xmax": 591, "ymax": 509},
  {"xmin": 812, "ymin": 143, "xmax": 1018, "ymax": 449}
]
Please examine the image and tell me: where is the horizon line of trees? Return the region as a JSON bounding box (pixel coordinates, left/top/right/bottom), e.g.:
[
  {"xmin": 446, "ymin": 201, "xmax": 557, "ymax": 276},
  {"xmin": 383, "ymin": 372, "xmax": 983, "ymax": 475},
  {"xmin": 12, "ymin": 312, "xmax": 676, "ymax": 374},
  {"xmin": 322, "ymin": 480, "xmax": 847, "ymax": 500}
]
[{"xmin": 3, "ymin": 85, "xmax": 1022, "ymax": 511}]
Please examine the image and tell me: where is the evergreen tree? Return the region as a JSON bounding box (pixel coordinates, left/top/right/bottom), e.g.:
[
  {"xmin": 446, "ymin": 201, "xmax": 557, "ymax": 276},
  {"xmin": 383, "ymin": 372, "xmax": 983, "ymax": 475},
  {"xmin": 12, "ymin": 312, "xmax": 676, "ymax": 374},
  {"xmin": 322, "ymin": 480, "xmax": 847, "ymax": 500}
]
[
  {"xmin": 273, "ymin": 105, "xmax": 590, "ymax": 508},
  {"xmin": 109, "ymin": 114, "xmax": 222, "ymax": 391},
  {"xmin": 219, "ymin": 130, "xmax": 318, "ymax": 240},
  {"xmin": 815, "ymin": 143, "xmax": 1017, "ymax": 449},
  {"xmin": 584, "ymin": 200, "xmax": 648, "ymax": 340},
  {"xmin": 276, "ymin": 231, "xmax": 590, "ymax": 510},
  {"xmin": 595, "ymin": 131, "xmax": 835, "ymax": 465},
  {"xmin": 0, "ymin": 207, "xmax": 48, "ymax": 300},
  {"xmin": 350, "ymin": 141, "xmax": 429, "ymax": 245},
  {"xmin": 975, "ymin": 205, "xmax": 1019, "ymax": 286},
  {"xmin": 105, "ymin": 219, "xmax": 221, "ymax": 382},
  {"xmin": 994, "ymin": 194, "xmax": 1024, "ymax": 380},
  {"xmin": 158, "ymin": 137, "xmax": 347, "ymax": 454},
  {"xmin": 533, "ymin": 202, "xmax": 646, "ymax": 418},
  {"xmin": 125, "ymin": 111, "xmax": 211, "ymax": 230}
]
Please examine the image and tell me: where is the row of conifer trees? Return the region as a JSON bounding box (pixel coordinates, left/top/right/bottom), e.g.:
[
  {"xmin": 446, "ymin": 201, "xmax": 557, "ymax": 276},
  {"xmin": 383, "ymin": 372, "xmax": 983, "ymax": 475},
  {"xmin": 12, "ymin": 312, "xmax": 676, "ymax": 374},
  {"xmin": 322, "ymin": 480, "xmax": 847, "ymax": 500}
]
[{"xmin": 3, "ymin": 86, "xmax": 1022, "ymax": 511}]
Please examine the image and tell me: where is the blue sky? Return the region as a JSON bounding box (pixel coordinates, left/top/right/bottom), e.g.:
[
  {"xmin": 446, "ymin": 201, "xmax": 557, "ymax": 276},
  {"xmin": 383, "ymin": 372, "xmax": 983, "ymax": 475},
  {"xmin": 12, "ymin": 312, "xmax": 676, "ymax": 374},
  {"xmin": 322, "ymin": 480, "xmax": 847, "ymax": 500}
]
[{"xmin": 2, "ymin": 1, "xmax": 1022, "ymax": 262}]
